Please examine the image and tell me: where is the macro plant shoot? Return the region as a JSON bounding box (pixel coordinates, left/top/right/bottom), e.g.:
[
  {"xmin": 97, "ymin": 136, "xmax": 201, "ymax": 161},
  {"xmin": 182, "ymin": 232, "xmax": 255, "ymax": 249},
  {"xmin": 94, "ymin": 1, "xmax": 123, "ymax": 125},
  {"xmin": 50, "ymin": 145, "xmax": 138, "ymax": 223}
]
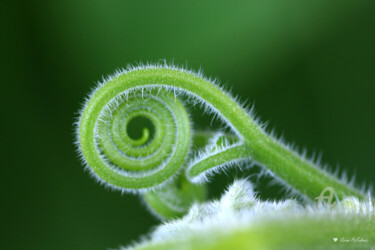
[
  {"xmin": 5, "ymin": 2, "xmax": 375, "ymax": 250},
  {"xmin": 76, "ymin": 64, "xmax": 374, "ymax": 249}
]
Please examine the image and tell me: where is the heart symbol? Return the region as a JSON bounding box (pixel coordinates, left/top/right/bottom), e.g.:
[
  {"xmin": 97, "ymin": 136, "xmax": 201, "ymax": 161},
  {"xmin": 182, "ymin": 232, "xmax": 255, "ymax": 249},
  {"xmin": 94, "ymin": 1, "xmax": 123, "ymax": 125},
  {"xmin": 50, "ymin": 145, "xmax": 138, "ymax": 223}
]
[{"xmin": 333, "ymin": 238, "xmax": 338, "ymax": 242}]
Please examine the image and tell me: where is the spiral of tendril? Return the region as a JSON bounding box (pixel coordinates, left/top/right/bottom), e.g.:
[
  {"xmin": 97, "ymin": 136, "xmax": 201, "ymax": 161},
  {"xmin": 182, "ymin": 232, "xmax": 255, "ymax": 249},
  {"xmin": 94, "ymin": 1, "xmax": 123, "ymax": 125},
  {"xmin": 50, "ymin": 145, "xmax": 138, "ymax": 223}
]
[
  {"xmin": 80, "ymin": 87, "xmax": 193, "ymax": 191},
  {"xmin": 77, "ymin": 64, "xmax": 365, "ymax": 219}
]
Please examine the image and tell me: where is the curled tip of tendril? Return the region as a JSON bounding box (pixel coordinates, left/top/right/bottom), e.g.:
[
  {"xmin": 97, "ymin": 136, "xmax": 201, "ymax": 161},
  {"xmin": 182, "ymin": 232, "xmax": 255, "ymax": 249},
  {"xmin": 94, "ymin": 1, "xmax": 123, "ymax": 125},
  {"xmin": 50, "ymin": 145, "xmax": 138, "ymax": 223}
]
[
  {"xmin": 76, "ymin": 63, "xmax": 253, "ymax": 194},
  {"xmin": 76, "ymin": 63, "xmax": 367, "ymax": 205},
  {"xmin": 77, "ymin": 86, "xmax": 191, "ymax": 191}
]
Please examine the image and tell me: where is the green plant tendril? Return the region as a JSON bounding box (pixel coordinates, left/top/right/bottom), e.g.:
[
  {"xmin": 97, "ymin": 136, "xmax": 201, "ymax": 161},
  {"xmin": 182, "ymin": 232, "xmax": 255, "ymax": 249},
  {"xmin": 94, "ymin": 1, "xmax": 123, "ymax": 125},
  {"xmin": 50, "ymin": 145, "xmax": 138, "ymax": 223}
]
[
  {"xmin": 143, "ymin": 175, "xmax": 206, "ymax": 219},
  {"xmin": 77, "ymin": 65, "xmax": 365, "ymax": 218}
]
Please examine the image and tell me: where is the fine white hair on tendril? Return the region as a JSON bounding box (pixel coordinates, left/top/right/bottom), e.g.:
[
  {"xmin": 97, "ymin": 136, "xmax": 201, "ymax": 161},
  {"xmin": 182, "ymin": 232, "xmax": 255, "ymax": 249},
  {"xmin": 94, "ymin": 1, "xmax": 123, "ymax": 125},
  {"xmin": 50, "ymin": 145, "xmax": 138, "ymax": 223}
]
[{"xmin": 75, "ymin": 61, "xmax": 369, "ymax": 202}]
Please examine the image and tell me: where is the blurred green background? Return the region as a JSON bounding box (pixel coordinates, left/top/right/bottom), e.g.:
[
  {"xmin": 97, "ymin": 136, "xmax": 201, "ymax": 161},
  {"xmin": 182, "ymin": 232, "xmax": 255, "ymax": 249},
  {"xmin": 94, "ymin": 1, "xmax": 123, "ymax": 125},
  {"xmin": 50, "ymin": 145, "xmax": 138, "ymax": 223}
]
[{"xmin": 2, "ymin": 1, "xmax": 375, "ymax": 249}]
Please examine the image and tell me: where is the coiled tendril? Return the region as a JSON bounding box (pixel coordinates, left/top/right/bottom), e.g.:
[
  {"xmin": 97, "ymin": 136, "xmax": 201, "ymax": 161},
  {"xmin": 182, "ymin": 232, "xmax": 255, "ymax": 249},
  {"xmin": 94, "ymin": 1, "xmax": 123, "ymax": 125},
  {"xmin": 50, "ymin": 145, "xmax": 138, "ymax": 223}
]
[
  {"xmin": 91, "ymin": 89, "xmax": 190, "ymax": 190},
  {"xmin": 77, "ymin": 64, "xmax": 366, "ymax": 219}
]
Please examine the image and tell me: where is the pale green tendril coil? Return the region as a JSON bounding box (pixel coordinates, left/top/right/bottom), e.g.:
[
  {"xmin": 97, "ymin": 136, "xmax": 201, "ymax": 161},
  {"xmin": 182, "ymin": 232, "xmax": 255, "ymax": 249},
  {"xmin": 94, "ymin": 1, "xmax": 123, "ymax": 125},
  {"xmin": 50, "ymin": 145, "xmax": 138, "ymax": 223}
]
[{"xmin": 76, "ymin": 64, "xmax": 367, "ymax": 219}]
